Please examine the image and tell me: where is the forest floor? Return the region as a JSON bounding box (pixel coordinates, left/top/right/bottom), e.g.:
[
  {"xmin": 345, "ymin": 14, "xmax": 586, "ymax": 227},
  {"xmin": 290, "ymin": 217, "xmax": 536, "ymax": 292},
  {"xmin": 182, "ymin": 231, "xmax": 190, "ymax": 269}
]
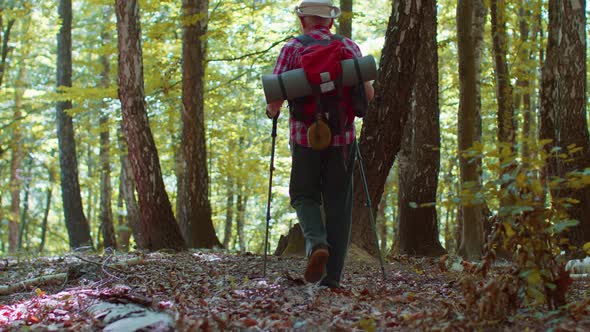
[{"xmin": 0, "ymin": 248, "xmax": 589, "ymax": 331}]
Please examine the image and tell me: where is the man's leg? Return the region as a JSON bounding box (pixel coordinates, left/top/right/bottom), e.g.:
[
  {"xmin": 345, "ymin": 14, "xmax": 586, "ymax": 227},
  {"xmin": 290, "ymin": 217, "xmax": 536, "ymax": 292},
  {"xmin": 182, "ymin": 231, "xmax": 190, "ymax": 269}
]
[
  {"xmin": 320, "ymin": 144, "xmax": 354, "ymax": 287},
  {"xmin": 289, "ymin": 144, "xmax": 328, "ymax": 258}
]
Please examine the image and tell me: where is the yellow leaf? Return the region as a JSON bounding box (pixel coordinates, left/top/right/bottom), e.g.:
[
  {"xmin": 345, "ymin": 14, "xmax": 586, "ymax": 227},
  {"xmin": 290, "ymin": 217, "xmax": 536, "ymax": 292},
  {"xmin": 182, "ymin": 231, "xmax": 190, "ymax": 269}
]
[
  {"xmin": 35, "ymin": 288, "xmax": 46, "ymax": 297},
  {"xmin": 583, "ymin": 242, "xmax": 590, "ymax": 253}
]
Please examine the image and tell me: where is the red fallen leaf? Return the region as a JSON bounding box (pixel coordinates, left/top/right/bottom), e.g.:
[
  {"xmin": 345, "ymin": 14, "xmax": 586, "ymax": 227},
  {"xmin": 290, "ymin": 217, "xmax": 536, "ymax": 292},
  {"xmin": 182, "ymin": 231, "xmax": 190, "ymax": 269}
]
[
  {"xmin": 63, "ymin": 320, "xmax": 72, "ymax": 328},
  {"xmin": 28, "ymin": 315, "xmax": 40, "ymax": 324},
  {"xmin": 360, "ymin": 288, "xmax": 370, "ymax": 296},
  {"xmin": 241, "ymin": 317, "xmax": 258, "ymax": 327}
]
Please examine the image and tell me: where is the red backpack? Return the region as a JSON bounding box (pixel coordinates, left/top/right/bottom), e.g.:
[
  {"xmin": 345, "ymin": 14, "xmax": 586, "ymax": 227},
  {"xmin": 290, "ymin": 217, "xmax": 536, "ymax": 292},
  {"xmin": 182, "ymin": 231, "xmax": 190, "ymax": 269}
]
[{"xmin": 289, "ymin": 34, "xmax": 357, "ymax": 134}]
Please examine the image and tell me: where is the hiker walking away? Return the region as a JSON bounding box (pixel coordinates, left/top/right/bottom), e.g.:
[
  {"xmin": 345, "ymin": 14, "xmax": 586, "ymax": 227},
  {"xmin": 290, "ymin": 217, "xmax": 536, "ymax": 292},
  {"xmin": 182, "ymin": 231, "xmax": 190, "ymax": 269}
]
[{"xmin": 266, "ymin": 0, "xmax": 374, "ymax": 288}]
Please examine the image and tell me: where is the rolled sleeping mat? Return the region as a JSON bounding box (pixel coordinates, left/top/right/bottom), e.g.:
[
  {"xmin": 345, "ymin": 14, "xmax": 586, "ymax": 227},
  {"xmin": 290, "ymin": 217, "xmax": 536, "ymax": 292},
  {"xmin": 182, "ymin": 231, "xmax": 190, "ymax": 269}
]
[{"xmin": 262, "ymin": 55, "xmax": 377, "ymax": 104}]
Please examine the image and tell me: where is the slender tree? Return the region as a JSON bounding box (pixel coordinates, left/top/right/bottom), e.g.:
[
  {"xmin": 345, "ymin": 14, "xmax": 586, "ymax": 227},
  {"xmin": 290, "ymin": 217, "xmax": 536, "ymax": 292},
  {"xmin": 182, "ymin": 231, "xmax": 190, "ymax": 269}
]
[
  {"xmin": 457, "ymin": 0, "xmax": 485, "ymax": 260},
  {"xmin": 491, "ymin": 0, "xmax": 517, "ymax": 214},
  {"xmin": 0, "ymin": 9, "xmax": 15, "ymax": 88},
  {"xmin": 99, "ymin": 6, "xmax": 116, "ymax": 249},
  {"xmin": 8, "ymin": 58, "xmax": 25, "ymax": 252},
  {"xmin": 396, "ymin": 0, "xmax": 445, "ymax": 257},
  {"xmin": 223, "ymin": 175, "xmax": 234, "ymax": 249},
  {"xmin": 57, "ymin": 0, "xmax": 92, "ymax": 249},
  {"xmin": 179, "ymin": 0, "xmax": 221, "ymax": 248},
  {"xmin": 115, "ymin": 0, "xmax": 185, "ymax": 251},
  {"xmin": 540, "ymin": 0, "xmax": 590, "ymax": 248},
  {"xmin": 351, "ymin": 0, "xmax": 425, "ymax": 256}
]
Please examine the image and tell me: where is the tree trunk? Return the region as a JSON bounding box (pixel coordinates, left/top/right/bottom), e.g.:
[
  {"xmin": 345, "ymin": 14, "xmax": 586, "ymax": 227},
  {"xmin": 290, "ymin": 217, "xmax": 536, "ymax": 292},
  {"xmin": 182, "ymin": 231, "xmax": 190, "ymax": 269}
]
[
  {"xmin": 396, "ymin": 0, "xmax": 445, "ymax": 257},
  {"xmin": 179, "ymin": 0, "xmax": 221, "ymax": 248},
  {"xmin": 115, "ymin": 0, "xmax": 185, "ymax": 251},
  {"xmin": 457, "ymin": 0, "xmax": 485, "ymax": 260},
  {"xmin": 223, "ymin": 175, "xmax": 234, "ymax": 249},
  {"xmin": 351, "ymin": 0, "xmax": 425, "ymax": 257},
  {"xmin": 99, "ymin": 6, "xmax": 116, "ymax": 249},
  {"xmin": 57, "ymin": 0, "xmax": 93, "ymax": 249},
  {"xmin": 491, "ymin": 0, "xmax": 517, "ymax": 213},
  {"xmin": 337, "ymin": 0, "xmax": 353, "ymax": 38},
  {"xmin": 539, "ymin": 0, "xmax": 590, "ymax": 248},
  {"xmin": 117, "ymin": 127, "xmax": 143, "ymax": 248}
]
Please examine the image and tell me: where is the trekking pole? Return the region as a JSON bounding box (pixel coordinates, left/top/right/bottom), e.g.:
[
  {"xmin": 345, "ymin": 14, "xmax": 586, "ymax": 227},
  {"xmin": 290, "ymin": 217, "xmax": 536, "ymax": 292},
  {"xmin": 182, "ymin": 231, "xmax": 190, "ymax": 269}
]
[
  {"xmin": 263, "ymin": 116, "xmax": 278, "ymax": 278},
  {"xmin": 354, "ymin": 141, "xmax": 387, "ymax": 281}
]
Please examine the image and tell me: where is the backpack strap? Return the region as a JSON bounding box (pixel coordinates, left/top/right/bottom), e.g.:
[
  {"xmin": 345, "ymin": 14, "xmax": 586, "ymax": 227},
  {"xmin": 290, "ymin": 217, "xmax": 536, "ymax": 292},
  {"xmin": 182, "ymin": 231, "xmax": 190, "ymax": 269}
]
[{"xmin": 295, "ymin": 33, "xmax": 344, "ymax": 46}]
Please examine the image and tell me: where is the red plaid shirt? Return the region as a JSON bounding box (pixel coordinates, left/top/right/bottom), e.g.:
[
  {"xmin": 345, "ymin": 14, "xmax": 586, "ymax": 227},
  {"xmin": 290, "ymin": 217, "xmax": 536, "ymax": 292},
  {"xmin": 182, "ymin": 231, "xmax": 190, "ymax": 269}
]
[{"xmin": 272, "ymin": 26, "xmax": 362, "ymax": 147}]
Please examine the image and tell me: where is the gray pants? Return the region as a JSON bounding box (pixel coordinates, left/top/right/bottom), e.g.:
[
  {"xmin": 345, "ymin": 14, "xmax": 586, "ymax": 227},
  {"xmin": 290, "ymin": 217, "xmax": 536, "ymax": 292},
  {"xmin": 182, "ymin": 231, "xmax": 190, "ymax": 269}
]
[{"xmin": 289, "ymin": 143, "xmax": 354, "ymax": 287}]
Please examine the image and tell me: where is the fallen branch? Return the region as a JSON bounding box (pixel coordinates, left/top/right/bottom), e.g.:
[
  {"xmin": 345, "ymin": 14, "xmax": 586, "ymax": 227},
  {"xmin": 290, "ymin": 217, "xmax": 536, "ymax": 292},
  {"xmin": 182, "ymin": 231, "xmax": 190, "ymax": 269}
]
[{"xmin": 0, "ymin": 273, "xmax": 67, "ymax": 296}]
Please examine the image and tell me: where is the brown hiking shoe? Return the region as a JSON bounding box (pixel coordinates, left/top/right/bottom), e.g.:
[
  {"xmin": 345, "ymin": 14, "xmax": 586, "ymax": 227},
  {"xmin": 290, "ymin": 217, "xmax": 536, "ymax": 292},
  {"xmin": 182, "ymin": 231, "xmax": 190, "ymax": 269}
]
[{"xmin": 304, "ymin": 246, "xmax": 329, "ymax": 283}]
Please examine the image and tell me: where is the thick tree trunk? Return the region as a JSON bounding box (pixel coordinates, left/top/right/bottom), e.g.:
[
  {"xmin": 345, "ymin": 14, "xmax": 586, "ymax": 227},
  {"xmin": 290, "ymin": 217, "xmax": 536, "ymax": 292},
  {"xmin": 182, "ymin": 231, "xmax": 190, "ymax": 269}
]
[
  {"xmin": 223, "ymin": 175, "xmax": 234, "ymax": 249},
  {"xmin": 540, "ymin": 0, "xmax": 590, "ymax": 248},
  {"xmin": 179, "ymin": 0, "xmax": 221, "ymax": 248},
  {"xmin": 351, "ymin": 0, "xmax": 425, "ymax": 257},
  {"xmin": 491, "ymin": 0, "xmax": 517, "ymax": 214},
  {"xmin": 99, "ymin": 7, "xmax": 116, "ymax": 249},
  {"xmin": 117, "ymin": 127, "xmax": 143, "ymax": 248},
  {"xmin": 115, "ymin": 0, "xmax": 185, "ymax": 251},
  {"xmin": 457, "ymin": 0, "xmax": 485, "ymax": 260},
  {"xmin": 57, "ymin": 0, "xmax": 93, "ymax": 249},
  {"xmin": 337, "ymin": 0, "xmax": 353, "ymax": 38},
  {"xmin": 397, "ymin": 0, "xmax": 445, "ymax": 257}
]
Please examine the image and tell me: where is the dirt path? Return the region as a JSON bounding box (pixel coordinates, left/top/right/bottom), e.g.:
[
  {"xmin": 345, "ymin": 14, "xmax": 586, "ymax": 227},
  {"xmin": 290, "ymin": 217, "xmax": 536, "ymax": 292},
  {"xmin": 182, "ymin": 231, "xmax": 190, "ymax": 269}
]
[{"xmin": 1, "ymin": 251, "xmax": 589, "ymax": 331}]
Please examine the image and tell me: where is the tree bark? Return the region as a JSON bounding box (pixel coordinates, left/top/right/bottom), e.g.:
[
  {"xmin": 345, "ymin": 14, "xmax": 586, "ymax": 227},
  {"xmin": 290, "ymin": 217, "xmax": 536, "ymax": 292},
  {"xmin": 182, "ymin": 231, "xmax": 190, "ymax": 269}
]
[
  {"xmin": 396, "ymin": 0, "xmax": 445, "ymax": 257},
  {"xmin": 351, "ymin": 0, "xmax": 425, "ymax": 256},
  {"xmin": 99, "ymin": 6, "xmax": 116, "ymax": 249},
  {"xmin": 179, "ymin": 0, "xmax": 221, "ymax": 248},
  {"xmin": 57, "ymin": 0, "xmax": 93, "ymax": 249},
  {"xmin": 457, "ymin": 0, "xmax": 485, "ymax": 260},
  {"xmin": 337, "ymin": 0, "xmax": 353, "ymax": 38},
  {"xmin": 115, "ymin": 0, "xmax": 185, "ymax": 251},
  {"xmin": 539, "ymin": 0, "xmax": 590, "ymax": 248}
]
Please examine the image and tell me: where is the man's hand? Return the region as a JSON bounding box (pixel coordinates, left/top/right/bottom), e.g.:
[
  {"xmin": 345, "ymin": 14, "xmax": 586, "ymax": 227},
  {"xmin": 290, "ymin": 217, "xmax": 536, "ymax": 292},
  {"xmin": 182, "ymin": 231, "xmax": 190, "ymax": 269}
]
[{"xmin": 266, "ymin": 100, "xmax": 283, "ymax": 119}]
